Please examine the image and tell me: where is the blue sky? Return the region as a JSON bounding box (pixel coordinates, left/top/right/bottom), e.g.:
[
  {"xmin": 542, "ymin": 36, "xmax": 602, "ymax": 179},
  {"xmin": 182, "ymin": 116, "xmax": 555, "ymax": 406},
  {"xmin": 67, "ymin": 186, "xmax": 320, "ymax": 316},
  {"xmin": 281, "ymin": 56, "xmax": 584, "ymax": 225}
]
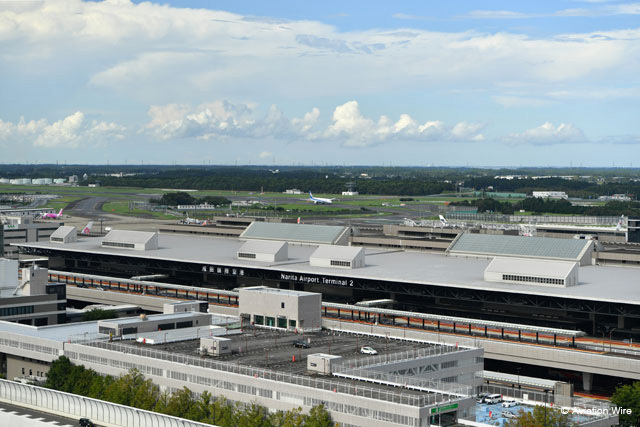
[{"xmin": 1, "ymin": 0, "xmax": 639, "ymax": 166}]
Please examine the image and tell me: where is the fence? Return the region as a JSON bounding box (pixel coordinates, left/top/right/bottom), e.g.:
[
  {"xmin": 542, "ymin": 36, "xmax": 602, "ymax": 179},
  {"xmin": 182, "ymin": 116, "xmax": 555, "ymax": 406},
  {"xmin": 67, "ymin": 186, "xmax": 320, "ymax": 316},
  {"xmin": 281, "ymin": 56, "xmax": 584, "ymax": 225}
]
[
  {"xmin": 333, "ymin": 366, "xmax": 472, "ymax": 398},
  {"xmin": 447, "ymin": 213, "xmax": 620, "ymax": 225},
  {"xmin": 83, "ymin": 340, "xmax": 455, "ymax": 407},
  {"xmin": 0, "ymin": 379, "xmax": 214, "ymax": 427}
]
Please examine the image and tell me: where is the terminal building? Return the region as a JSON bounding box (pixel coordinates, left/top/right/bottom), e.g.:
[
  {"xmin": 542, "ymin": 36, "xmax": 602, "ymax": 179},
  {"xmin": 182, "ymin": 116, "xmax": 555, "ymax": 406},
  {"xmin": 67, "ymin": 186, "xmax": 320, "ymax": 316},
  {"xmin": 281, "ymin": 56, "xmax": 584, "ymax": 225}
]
[
  {"xmin": 15, "ymin": 224, "xmax": 640, "ymax": 340},
  {"xmin": 0, "ymin": 259, "xmax": 66, "ymax": 326}
]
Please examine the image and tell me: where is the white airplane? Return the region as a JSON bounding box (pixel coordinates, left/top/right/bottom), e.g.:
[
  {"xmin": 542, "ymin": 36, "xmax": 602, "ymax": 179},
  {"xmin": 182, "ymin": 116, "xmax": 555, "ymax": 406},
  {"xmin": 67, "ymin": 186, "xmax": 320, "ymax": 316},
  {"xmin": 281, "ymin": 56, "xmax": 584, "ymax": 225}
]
[
  {"xmin": 181, "ymin": 215, "xmax": 203, "ymax": 225},
  {"xmin": 308, "ymin": 192, "xmax": 334, "ymax": 205},
  {"xmin": 616, "ymin": 215, "xmax": 625, "ymax": 232},
  {"xmin": 81, "ymin": 221, "xmax": 94, "ymax": 235}
]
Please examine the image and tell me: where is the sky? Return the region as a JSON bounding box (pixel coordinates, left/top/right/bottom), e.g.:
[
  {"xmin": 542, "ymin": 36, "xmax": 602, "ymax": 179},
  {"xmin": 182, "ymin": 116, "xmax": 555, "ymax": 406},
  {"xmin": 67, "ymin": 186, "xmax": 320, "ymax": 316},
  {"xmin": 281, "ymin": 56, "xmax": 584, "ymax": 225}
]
[{"xmin": 1, "ymin": 0, "xmax": 640, "ymax": 167}]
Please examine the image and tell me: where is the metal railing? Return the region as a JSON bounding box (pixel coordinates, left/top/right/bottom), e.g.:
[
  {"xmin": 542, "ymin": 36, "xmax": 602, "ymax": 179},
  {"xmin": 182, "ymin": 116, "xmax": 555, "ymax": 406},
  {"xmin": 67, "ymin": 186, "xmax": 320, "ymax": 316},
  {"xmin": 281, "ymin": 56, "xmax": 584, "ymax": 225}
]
[
  {"xmin": 333, "ymin": 366, "xmax": 472, "ymax": 398},
  {"xmin": 81, "ymin": 340, "xmax": 457, "ymax": 407},
  {"xmin": 331, "ymin": 345, "xmax": 465, "ymax": 370},
  {"xmin": 447, "ymin": 213, "xmax": 621, "ymax": 226},
  {"xmin": 0, "ymin": 379, "xmax": 214, "ymax": 427}
]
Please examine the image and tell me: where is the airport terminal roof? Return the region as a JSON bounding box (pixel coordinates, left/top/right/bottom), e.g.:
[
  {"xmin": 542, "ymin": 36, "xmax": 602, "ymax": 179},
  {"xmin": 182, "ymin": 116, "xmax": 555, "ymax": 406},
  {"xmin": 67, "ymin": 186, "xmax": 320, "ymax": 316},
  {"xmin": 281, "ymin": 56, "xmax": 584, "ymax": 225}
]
[
  {"xmin": 485, "ymin": 257, "xmax": 578, "ymax": 279},
  {"xmin": 103, "ymin": 230, "xmax": 157, "ymax": 245},
  {"xmin": 448, "ymin": 233, "xmax": 591, "ymax": 262},
  {"xmin": 15, "ymin": 233, "xmax": 640, "ymax": 306},
  {"xmin": 240, "ymin": 222, "xmax": 348, "ymax": 245},
  {"xmin": 50, "ymin": 226, "xmax": 76, "ymax": 240},
  {"xmin": 237, "ymin": 239, "xmax": 287, "ymax": 255},
  {"xmin": 310, "ymin": 245, "xmax": 364, "ymax": 261}
]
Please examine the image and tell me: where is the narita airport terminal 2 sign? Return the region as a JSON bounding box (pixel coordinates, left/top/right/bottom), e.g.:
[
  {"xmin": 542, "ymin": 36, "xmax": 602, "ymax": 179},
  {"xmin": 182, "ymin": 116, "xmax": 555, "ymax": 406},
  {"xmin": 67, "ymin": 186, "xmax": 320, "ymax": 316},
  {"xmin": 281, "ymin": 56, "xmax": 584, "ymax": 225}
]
[{"xmin": 279, "ymin": 272, "xmax": 354, "ymax": 287}]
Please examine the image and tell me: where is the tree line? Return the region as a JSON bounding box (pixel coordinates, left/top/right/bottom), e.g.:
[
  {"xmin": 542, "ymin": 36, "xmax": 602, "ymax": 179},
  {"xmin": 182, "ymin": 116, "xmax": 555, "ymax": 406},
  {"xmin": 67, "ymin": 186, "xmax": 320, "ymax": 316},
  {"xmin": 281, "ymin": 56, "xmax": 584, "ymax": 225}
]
[
  {"xmin": 45, "ymin": 356, "xmax": 333, "ymax": 426},
  {"xmin": 151, "ymin": 192, "xmax": 232, "ymax": 207}
]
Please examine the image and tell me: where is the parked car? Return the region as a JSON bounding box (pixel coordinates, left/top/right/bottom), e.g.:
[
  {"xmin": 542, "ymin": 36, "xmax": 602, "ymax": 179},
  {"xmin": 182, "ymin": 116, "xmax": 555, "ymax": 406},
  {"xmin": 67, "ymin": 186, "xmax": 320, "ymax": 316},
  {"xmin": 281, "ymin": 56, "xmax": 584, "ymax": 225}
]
[
  {"xmin": 293, "ymin": 340, "xmax": 310, "ymax": 349},
  {"xmin": 502, "ymin": 400, "xmax": 518, "ymax": 408},
  {"xmin": 360, "ymin": 346, "xmax": 378, "ymax": 355},
  {"xmin": 485, "ymin": 394, "xmax": 502, "ymax": 404},
  {"xmin": 79, "ymin": 419, "xmax": 95, "ymax": 427},
  {"xmin": 476, "ymin": 392, "xmax": 489, "ymax": 403},
  {"xmin": 502, "ymin": 411, "xmax": 517, "ymax": 419}
]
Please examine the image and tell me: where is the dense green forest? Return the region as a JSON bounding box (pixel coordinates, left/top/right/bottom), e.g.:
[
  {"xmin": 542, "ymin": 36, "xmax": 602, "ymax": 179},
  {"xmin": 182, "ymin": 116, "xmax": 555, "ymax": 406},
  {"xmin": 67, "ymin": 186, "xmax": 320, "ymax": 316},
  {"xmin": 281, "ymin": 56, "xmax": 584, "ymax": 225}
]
[
  {"xmin": 1, "ymin": 165, "xmax": 639, "ymax": 197},
  {"xmin": 152, "ymin": 192, "xmax": 232, "ymax": 206},
  {"xmin": 45, "ymin": 356, "xmax": 334, "ymax": 426}
]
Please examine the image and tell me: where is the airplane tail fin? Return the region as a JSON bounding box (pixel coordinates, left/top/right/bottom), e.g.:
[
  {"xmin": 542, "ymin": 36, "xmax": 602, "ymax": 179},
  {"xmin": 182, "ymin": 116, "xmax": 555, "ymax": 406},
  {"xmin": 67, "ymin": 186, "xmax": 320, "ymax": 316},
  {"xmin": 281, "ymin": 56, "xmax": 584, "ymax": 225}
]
[
  {"xmin": 439, "ymin": 215, "xmax": 448, "ymax": 226},
  {"xmin": 82, "ymin": 221, "xmax": 94, "ymax": 235},
  {"xmin": 309, "ymin": 191, "xmax": 313, "ymax": 199},
  {"xmin": 58, "ymin": 208, "xmax": 63, "ymax": 216}
]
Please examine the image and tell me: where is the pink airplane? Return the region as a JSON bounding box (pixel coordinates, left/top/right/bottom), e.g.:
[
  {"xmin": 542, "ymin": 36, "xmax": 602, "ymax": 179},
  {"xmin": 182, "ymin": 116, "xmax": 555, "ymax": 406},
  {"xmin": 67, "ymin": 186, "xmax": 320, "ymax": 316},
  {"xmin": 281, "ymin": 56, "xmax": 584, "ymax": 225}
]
[{"xmin": 41, "ymin": 209, "xmax": 63, "ymax": 219}]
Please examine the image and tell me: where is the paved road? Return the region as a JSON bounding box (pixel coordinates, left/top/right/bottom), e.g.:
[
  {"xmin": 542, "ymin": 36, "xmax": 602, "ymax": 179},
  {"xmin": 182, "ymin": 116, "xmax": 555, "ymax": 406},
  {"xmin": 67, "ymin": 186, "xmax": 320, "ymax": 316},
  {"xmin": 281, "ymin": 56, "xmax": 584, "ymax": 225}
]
[
  {"xmin": 66, "ymin": 197, "xmax": 109, "ymax": 218},
  {"xmin": 0, "ymin": 401, "xmax": 77, "ymax": 426}
]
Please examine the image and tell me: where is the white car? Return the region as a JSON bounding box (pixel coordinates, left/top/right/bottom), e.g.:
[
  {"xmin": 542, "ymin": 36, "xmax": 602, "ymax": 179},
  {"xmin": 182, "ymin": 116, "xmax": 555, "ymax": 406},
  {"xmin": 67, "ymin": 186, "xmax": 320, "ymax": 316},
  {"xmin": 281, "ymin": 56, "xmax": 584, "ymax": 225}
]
[
  {"xmin": 360, "ymin": 346, "xmax": 378, "ymax": 355},
  {"xmin": 502, "ymin": 400, "xmax": 518, "ymax": 408},
  {"xmin": 502, "ymin": 411, "xmax": 517, "ymax": 419}
]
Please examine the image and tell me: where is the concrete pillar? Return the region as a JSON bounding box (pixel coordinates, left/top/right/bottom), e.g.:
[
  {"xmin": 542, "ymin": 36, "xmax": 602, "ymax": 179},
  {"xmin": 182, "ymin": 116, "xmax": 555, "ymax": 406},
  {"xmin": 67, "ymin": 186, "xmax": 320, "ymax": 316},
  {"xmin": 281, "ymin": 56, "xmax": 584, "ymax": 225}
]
[
  {"xmin": 582, "ymin": 372, "xmax": 593, "ymax": 392},
  {"xmin": 618, "ymin": 315, "xmax": 625, "ymax": 329}
]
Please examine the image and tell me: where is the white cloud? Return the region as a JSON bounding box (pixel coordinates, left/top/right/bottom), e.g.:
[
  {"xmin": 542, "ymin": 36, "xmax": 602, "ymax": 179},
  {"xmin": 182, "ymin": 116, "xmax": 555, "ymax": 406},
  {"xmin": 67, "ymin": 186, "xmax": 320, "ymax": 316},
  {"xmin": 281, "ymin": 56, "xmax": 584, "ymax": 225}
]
[
  {"xmin": 0, "ymin": 112, "xmax": 125, "ymax": 148},
  {"xmin": 467, "ymin": 4, "xmax": 640, "ymax": 19},
  {"xmin": 2, "ymin": 0, "xmax": 639, "ymax": 104},
  {"xmin": 144, "ymin": 99, "xmax": 319, "ymax": 141},
  {"xmin": 258, "ymin": 151, "xmax": 273, "ymax": 159},
  {"xmin": 493, "ymin": 95, "xmax": 552, "ymax": 107},
  {"xmin": 144, "ymin": 99, "xmax": 484, "ymax": 147},
  {"xmin": 506, "ymin": 122, "xmax": 585, "ymax": 145},
  {"xmin": 325, "ymin": 101, "xmax": 483, "ymax": 146}
]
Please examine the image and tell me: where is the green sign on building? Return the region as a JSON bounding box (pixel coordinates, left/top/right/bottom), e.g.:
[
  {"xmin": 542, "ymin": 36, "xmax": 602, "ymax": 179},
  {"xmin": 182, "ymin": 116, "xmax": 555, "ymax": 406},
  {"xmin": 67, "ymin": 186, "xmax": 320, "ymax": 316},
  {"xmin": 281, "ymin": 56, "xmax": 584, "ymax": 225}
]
[{"xmin": 430, "ymin": 403, "xmax": 458, "ymax": 414}]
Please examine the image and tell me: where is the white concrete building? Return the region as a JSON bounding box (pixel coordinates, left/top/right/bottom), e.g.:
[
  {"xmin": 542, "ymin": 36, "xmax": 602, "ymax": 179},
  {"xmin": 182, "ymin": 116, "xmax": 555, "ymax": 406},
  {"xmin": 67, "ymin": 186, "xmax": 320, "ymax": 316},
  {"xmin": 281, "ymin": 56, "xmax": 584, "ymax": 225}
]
[
  {"xmin": 484, "ymin": 257, "xmax": 579, "ymax": 287},
  {"xmin": 532, "ymin": 191, "xmax": 568, "ymax": 199},
  {"xmin": 101, "ymin": 230, "xmax": 158, "ymax": 251},
  {"xmin": 309, "ymin": 245, "xmax": 365, "ymax": 269},
  {"xmin": 237, "ymin": 240, "xmax": 288, "ymax": 262},
  {"xmin": 239, "ymin": 286, "xmax": 322, "ymax": 331},
  {"xmin": 50, "ymin": 226, "xmax": 77, "ymax": 244}
]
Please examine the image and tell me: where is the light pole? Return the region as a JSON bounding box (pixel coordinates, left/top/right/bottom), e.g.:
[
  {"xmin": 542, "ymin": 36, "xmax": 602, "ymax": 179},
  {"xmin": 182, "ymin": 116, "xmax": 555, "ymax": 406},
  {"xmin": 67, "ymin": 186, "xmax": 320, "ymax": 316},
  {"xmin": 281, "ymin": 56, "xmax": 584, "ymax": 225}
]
[
  {"xmin": 543, "ymin": 389, "xmax": 549, "ymax": 427},
  {"xmin": 609, "ymin": 328, "xmax": 617, "ymax": 352}
]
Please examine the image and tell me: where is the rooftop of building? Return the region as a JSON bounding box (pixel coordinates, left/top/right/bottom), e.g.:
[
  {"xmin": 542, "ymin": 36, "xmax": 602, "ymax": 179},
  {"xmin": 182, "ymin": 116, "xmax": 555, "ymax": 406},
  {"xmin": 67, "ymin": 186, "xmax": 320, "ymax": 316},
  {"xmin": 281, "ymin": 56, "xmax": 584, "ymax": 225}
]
[
  {"xmin": 99, "ymin": 311, "xmax": 208, "ymax": 326},
  {"xmin": 0, "ymin": 319, "xmax": 101, "ymax": 343},
  {"xmin": 103, "ymin": 229, "xmax": 157, "ymax": 244},
  {"xmin": 145, "ymin": 327, "xmax": 451, "ymax": 372},
  {"xmin": 15, "ymin": 232, "xmax": 640, "ymax": 305},
  {"xmin": 485, "ymin": 257, "xmax": 578, "ymax": 278},
  {"xmin": 448, "ymin": 233, "xmax": 591, "ymax": 262},
  {"xmin": 240, "ymin": 222, "xmax": 348, "ymax": 245}
]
